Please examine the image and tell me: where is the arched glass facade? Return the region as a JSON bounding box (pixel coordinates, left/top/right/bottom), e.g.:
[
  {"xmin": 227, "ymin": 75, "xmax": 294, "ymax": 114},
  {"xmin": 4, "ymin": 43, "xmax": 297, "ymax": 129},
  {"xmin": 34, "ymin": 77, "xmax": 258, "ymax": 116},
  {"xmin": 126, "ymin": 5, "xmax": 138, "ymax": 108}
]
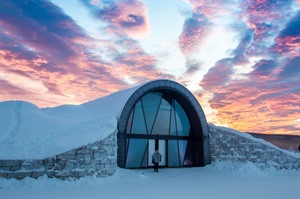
[{"xmin": 124, "ymin": 92, "xmax": 195, "ymax": 168}]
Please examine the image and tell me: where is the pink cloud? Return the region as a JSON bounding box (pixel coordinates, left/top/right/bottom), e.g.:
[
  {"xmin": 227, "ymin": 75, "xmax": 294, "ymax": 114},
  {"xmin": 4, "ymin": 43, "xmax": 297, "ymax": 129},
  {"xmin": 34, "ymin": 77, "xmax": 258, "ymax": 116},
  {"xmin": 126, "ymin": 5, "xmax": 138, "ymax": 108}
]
[
  {"xmin": 199, "ymin": 65, "xmax": 300, "ymax": 135},
  {"xmin": 200, "ymin": 59, "xmax": 233, "ymax": 90},
  {"xmin": 82, "ymin": 0, "xmax": 151, "ymax": 39},
  {"xmin": 178, "ymin": 13, "xmax": 211, "ymax": 55},
  {"xmin": 240, "ymin": 0, "xmax": 293, "ymax": 44},
  {"xmin": 209, "ymin": 83, "xmax": 299, "ymax": 135},
  {"xmin": 0, "ymin": 0, "xmax": 172, "ymax": 108},
  {"xmin": 273, "ymin": 36, "xmax": 300, "ymax": 56},
  {"xmin": 178, "ymin": 0, "xmax": 238, "ymax": 55},
  {"xmin": 0, "ymin": 31, "xmax": 173, "ymax": 108}
]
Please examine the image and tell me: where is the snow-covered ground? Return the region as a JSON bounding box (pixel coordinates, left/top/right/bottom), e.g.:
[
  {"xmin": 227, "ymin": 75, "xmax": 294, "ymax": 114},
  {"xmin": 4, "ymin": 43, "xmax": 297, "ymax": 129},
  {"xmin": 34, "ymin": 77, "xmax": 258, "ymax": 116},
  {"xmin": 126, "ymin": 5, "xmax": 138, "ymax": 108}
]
[{"xmin": 1, "ymin": 161, "xmax": 299, "ymax": 199}]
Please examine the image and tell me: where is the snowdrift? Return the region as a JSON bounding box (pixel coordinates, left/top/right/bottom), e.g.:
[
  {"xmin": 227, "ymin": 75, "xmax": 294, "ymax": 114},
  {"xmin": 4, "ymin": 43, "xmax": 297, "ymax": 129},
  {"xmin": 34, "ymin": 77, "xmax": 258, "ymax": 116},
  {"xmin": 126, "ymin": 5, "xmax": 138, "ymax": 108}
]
[
  {"xmin": 0, "ymin": 100, "xmax": 117, "ymax": 159},
  {"xmin": 0, "ymin": 82, "xmax": 144, "ymax": 160}
]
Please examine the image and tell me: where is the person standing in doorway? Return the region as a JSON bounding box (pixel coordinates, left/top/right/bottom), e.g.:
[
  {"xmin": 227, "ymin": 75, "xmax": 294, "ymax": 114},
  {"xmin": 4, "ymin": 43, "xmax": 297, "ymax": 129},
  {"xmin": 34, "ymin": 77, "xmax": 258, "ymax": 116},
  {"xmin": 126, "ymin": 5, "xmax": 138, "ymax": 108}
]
[{"xmin": 152, "ymin": 149, "xmax": 162, "ymax": 172}]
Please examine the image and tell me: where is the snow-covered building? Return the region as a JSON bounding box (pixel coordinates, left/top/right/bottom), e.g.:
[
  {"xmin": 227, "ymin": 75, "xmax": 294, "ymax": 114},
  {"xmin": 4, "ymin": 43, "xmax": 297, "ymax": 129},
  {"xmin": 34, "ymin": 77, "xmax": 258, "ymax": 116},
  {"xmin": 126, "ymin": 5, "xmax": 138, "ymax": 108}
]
[
  {"xmin": 81, "ymin": 79, "xmax": 211, "ymax": 168},
  {"xmin": 109, "ymin": 79, "xmax": 210, "ymax": 168},
  {"xmin": 0, "ymin": 80, "xmax": 210, "ymax": 179},
  {"xmin": 0, "ymin": 79, "xmax": 299, "ymax": 180}
]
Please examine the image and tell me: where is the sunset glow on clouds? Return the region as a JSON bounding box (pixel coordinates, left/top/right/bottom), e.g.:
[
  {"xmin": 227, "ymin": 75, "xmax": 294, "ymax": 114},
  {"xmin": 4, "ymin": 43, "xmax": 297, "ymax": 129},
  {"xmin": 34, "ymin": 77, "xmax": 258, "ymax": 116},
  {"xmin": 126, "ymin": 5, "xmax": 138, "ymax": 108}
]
[{"xmin": 0, "ymin": 0, "xmax": 299, "ymax": 135}]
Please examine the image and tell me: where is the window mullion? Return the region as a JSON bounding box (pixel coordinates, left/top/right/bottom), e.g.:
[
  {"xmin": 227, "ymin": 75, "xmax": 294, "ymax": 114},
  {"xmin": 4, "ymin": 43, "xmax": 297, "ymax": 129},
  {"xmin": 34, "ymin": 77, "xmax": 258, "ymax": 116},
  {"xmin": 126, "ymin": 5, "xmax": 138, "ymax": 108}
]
[
  {"xmin": 141, "ymin": 99, "xmax": 149, "ymax": 134},
  {"xmin": 150, "ymin": 95, "xmax": 163, "ymax": 135}
]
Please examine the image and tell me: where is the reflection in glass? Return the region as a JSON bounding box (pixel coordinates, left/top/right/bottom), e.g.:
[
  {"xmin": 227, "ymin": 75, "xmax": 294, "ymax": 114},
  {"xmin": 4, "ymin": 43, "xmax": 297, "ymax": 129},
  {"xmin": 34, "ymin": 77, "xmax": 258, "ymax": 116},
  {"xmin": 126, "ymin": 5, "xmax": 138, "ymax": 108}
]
[
  {"xmin": 175, "ymin": 101, "xmax": 190, "ymax": 136},
  {"xmin": 128, "ymin": 92, "xmax": 191, "ymax": 137},
  {"xmin": 184, "ymin": 141, "xmax": 194, "ymax": 167},
  {"xmin": 168, "ymin": 140, "xmax": 179, "ymax": 167},
  {"xmin": 131, "ymin": 101, "xmax": 147, "ymax": 134},
  {"xmin": 178, "ymin": 140, "xmax": 187, "ymax": 166},
  {"xmin": 141, "ymin": 147, "xmax": 148, "ymax": 167},
  {"xmin": 142, "ymin": 93, "xmax": 162, "ymax": 133},
  {"xmin": 126, "ymin": 139, "xmax": 147, "ymax": 168},
  {"xmin": 152, "ymin": 98, "xmax": 171, "ymax": 135}
]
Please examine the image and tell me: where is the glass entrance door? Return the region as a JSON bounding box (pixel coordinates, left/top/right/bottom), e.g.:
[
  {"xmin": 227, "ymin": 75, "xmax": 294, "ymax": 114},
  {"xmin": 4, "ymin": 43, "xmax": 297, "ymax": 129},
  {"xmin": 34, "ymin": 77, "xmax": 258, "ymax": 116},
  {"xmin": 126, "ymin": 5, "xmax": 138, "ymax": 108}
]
[{"xmin": 148, "ymin": 139, "xmax": 166, "ymax": 166}]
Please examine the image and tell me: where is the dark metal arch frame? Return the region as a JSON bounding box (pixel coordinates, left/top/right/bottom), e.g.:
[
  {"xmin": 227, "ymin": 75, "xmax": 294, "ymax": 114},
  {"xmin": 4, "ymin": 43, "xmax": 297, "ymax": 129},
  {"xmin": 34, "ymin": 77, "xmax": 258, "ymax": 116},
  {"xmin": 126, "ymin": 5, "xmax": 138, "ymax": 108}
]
[{"xmin": 117, "ymin": 79, "xmax": 211, "ymax": 168}]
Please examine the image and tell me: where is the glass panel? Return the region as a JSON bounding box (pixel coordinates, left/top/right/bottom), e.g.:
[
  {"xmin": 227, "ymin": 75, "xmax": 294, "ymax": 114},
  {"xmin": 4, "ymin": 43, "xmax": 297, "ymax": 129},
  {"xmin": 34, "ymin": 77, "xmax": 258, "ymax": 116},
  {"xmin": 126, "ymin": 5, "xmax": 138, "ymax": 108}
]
[
  {"xmin": 170, "ymin": 100, "xmax": 177, "ymax": 136},
  {"xmin": 131, "ymin": 101, "xmax": 147, "ymax": 134},
  {"xmin": 152, "ymin": 98, "xmax": 171, "ymax": 135},
  {"xmin": 148, "ymin": 139, "xmax": 155, "ymax": 166},
  {"xmin": 183, "ymin": 141, "xmax": 194, "ymax": 167},
  {"xmin": 193, "ymin": 140, "xmax": 203, "ymax": 166},
  {"xmin": 168, "ymin": 140, "xmax": 179, "ymax": 167},
  {"xmin": 174, "ymin": 100, "xmax": 190, "ymax": 136},
  {"xmin": 126, "ymin": 110, "xmax": 134, "ymax": 134},
  {"xmin": 178, "ymin": 140, "xmax": 187, "ymax": 166},
  {"xmin": 159, "ymin": 140, "xmax": 166, "ymax": 166},
  {"xmin": 126, "ymin": 139, "xmax": 148, "ymax": 168},
  {"xmin": 141, "ymin": 147, "xmax": 148, "ymax": 167},
  {"xmin": 142, "ymin": 92, "xmax": 162, "ymax": 133}
]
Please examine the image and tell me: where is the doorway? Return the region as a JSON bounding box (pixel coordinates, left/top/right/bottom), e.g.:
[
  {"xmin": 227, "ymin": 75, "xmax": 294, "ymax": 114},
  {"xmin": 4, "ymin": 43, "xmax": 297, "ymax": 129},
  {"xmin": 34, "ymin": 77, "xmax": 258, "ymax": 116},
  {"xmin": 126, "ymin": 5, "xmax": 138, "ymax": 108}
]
[{"xmin": 148, "ymin": 139, "xmax": 166, "ymax": 166}]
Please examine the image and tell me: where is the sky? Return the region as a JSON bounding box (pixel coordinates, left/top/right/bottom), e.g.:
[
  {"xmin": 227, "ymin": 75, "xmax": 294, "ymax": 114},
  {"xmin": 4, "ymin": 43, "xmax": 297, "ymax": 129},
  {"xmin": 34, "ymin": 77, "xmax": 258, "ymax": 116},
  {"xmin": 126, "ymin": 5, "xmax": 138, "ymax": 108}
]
[{"xmin": 0, "ymin": 0, "xmax": 299, "ymax": 135}]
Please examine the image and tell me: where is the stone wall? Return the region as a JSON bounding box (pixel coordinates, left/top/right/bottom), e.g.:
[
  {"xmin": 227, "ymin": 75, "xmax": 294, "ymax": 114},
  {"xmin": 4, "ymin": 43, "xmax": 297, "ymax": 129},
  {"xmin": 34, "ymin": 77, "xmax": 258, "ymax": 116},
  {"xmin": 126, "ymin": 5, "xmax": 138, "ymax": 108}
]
[
  {"xmin": 0, "ymin": 131, "xmax": 117, "ymax": 180},
  {"xmin": 209, "ymin": 124, "xmax": 300, "ymax": 170}
]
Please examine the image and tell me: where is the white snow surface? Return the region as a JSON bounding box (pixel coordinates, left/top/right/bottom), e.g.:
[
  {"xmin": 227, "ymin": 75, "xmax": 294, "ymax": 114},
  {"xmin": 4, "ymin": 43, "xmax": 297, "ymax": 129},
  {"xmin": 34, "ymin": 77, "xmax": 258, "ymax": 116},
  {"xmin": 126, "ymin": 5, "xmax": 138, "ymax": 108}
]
[
  {"xmin": 0, "ymin": 83, "xmax": 143, "ymax": 160},
  {"xmin": 0, "ymin": 85, "xmax": 143, "ymax": 160},
  {"xmin": 0, "ymin": 99, "xmax": 117, "ymax": 160},
  {"xmin": 1, "ymin": 161, "xmax": 299, "ymax": 199}
]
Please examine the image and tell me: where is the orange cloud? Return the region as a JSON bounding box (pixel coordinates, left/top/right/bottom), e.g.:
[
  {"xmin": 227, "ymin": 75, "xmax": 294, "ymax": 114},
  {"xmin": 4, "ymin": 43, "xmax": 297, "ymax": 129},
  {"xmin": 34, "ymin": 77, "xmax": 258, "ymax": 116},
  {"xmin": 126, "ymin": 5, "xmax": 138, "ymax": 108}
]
[{"xmin": 199, "ymin": 74, "xmax": 300, "ymax": 135}]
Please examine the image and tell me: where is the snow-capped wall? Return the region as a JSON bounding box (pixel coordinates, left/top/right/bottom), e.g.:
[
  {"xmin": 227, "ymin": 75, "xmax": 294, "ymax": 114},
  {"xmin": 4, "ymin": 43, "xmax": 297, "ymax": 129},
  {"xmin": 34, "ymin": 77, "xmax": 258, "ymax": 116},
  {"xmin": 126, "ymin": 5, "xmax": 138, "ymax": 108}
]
[
  {"xmin": 0, "ymin": 132, "xmax": 117, "ymax": 180},
  {"xmin": 209, "ymin": 124, "xmax": 300, "ymax": 170}
]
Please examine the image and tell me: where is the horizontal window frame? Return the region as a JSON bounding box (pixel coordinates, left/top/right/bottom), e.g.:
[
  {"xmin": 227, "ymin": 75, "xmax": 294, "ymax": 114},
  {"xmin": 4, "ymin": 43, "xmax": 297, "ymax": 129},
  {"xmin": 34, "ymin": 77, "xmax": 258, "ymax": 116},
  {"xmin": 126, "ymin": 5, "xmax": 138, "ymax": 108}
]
[{"xmin": 118, "ymin": 133, "xmax": 201, "ymax": 141}]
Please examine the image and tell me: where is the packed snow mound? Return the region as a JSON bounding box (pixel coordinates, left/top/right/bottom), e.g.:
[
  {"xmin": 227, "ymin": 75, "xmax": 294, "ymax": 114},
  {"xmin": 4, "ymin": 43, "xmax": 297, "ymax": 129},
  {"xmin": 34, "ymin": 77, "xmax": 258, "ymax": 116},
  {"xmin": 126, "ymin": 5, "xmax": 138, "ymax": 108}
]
[
  {"xmin": 0, "ymin": 84, "xmax": 143, "ymax": 160},
  {"xmin": 0, "ymin": 100, "xmax": 117, "ymax": 160},
  {"xmin": 43, "ymin": 104, "xmax": 96, "ymax": 121},
  {"xmin": 81, "ymin": 85, "xmax": 139, "ymax": 120}
]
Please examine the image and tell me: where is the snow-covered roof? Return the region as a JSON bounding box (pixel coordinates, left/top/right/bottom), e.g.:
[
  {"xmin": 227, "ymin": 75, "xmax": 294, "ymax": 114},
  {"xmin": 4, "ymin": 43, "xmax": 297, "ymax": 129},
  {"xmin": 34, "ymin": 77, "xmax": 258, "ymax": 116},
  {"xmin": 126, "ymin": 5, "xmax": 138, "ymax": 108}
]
[
  {"xmin": 0, "ymin": 82, "xmax": 144, "ymax": 160},
  {"xmin": 81, "ymin": 84, "xmax": 141, "ymax": 120},
  {"xmin": 0, "ymin": 79, "xmax": 208, "ymax": 160}
]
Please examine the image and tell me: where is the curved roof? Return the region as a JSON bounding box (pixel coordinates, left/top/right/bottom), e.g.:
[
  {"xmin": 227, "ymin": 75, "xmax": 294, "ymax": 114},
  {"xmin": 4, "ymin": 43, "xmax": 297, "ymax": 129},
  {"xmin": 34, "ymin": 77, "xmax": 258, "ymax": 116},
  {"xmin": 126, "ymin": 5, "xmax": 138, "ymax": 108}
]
[
  {"xmin": 116, "ymin": 79, "xmax": 210, "ymax": 164},
  {"xmin": 83, "ymin": 80, "xmax": 208, "ymax": 132},
  {"xmin": 118, "ymin": 79, "xmax": 208, "ymax": 135}
]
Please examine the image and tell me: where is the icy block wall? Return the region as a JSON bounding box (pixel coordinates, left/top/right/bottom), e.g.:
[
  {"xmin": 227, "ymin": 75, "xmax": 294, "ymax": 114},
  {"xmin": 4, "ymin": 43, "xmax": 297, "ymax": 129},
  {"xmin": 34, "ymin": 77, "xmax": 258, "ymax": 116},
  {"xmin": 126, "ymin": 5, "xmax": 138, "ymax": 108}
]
[
  {"xmin": 209, "ymin": 124, "xmax": 300, "ymax": 170},
  {"xmin": 0, "ymin": 132, "xmax": 117, "ymax": 180}
]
